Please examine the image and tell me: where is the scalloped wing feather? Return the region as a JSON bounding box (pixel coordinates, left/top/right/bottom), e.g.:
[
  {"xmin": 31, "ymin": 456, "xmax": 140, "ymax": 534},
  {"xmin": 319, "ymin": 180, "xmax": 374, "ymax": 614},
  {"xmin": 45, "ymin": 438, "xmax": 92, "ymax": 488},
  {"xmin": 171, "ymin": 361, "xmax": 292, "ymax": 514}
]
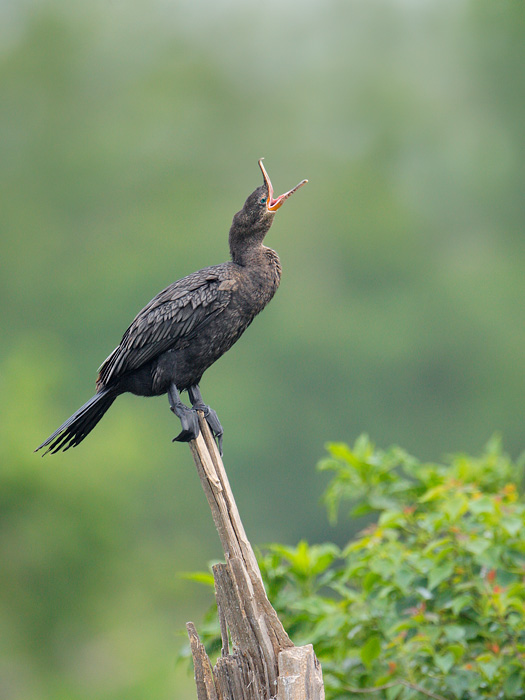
[{"xmin": 96, "ymin": 267, "xmax": 232, "ymax": 388}]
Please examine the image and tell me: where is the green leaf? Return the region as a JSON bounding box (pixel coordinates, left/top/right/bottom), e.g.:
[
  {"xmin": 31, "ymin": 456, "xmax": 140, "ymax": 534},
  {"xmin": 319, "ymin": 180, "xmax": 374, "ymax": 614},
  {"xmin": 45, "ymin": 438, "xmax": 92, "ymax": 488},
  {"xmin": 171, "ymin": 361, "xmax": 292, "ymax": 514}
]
[
  {"xmin": 449, "ymin": 594, "xmax": 473, "ymax": 615},
  {"xmin": 445, "ymin": 644, "xmax": 465, "ymax": 662},
  {"xmin": 477, "ymin": 656, "xmax": 499, "ymax": 682},
  {"xmin": 385, "ymin": 685, "xmax": 402, "ymax": 700},
  {"xmin": 504, "ymin": 669, "xmax": 525, "ymax": 696},
  {"xmin": 422, "ymin": 537, "xmax": 452, "ymax": 555},
  {"xmin": 378, "ymin": 509, "xmax": 404, "ymax": 527},
  {"xmin": 179, "ymin": 571, "xmax": 215, "ymax": 586},
  {"xmin": 501, "ymin": 516, "xmax": 522, "ymax": 537},
  {"xmin": 443, "ymin": 624, "xmax": 466, "ymax": 642},
  {"xmin": 428, "ymin": 561, "xmax": 454, "ymax": 590},
  {"xmin": 443, "ymin": 493, "xmax": 469, "ymax": 520},
  {"xmin": 469, "ymin": 496, "xmax": 495, "ymax": 515},
  {"xmin": 464, "ymin": 537, "xmax": 490, "ymax": 556},
  {"xmin": 419, "ymin": 484, "xmax": 447, "ymax": 503},
  {"xmin": 360, "ymin": 634, "xmax": 381, "ymax": 668},
  {"xmin": 415, "ymin": 586, "xmax": 433, "ymax": 600},
  {"xmin": 434, "ymin": 652, "xmax": 454, "ymax": 674},
  {"xmin": 363, "ymin": 571, "xmax": 381, "ymax": 594}
]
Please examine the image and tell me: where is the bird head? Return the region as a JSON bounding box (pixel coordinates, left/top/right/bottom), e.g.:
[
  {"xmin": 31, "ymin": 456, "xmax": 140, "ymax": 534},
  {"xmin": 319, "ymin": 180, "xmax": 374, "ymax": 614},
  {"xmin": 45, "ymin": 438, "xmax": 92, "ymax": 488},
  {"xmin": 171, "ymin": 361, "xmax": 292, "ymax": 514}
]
[
  {"xmin": 230, "ymin": 160, "xmax": 307, "ymax": 248},
  {"xmin": 258, "ymin": 158, "xmax": 308, "ymax": 213}
]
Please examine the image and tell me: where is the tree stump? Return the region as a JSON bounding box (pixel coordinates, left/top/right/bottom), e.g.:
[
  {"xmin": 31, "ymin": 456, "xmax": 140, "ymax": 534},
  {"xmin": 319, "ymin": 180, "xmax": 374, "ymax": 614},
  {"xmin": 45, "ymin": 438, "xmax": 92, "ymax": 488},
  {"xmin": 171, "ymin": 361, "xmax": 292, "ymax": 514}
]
[{"xmin": 186, "ymin": 414, "xmax": 325, "ymax": 700}]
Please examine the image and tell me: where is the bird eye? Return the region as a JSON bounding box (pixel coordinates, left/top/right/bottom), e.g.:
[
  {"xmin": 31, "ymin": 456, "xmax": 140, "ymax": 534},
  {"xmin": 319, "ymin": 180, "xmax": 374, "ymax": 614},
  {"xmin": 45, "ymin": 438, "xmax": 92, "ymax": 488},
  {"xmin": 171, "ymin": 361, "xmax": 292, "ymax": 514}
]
[{"xmin": 260, "ymin": 197, "xmax": 267, "ymax": 204}]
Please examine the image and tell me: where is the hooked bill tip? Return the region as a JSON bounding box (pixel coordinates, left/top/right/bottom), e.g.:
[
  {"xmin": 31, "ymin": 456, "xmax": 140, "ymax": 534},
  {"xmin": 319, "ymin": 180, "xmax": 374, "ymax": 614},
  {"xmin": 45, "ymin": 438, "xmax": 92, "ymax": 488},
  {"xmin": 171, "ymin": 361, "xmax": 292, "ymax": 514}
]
[{"xmin": 257, "ymin": 159, "xmax": 307, "ymax": 211}]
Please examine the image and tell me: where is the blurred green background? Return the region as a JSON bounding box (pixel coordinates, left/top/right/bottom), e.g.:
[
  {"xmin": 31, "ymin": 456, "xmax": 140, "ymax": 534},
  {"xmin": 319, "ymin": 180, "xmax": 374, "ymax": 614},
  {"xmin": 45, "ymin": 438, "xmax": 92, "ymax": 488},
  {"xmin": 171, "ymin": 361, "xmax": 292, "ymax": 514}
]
[{"xmin": 1, "ymin": 0, "xmax": 524, "ymax": 698}]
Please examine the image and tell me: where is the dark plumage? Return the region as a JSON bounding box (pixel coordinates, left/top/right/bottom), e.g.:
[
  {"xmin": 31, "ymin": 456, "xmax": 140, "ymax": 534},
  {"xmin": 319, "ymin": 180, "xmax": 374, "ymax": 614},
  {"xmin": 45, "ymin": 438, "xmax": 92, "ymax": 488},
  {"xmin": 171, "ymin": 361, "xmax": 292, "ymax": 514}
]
[{"xmin": 36, "ymin": 160, "xmax": 307, "ymax": 455}]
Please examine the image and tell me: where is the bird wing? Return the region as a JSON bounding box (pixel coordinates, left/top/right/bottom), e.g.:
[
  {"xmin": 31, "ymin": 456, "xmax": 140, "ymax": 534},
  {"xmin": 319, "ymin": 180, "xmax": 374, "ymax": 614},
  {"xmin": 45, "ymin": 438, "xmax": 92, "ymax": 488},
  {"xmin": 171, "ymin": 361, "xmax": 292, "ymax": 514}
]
[{"xmin": 97, "ymin": 266, "xmax": 233, "ymax": 387}]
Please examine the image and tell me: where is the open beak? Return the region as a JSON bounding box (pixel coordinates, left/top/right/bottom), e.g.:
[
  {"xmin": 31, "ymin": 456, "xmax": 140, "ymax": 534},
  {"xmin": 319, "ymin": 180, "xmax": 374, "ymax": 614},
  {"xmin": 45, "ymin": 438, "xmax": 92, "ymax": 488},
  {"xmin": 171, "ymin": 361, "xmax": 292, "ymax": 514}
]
[{"xmin": 258, "ymin": 159, "xmax": 308, "ymax": 212}]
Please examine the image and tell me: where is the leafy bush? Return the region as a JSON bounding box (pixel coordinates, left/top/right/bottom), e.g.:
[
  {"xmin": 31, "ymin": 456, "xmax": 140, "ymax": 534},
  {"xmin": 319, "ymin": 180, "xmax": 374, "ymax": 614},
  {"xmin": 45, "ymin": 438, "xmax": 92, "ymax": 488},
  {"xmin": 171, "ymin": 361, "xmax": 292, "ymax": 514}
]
[{"xmin": 192, "ymin": 436, "xmax": 525, "ymax": 699}]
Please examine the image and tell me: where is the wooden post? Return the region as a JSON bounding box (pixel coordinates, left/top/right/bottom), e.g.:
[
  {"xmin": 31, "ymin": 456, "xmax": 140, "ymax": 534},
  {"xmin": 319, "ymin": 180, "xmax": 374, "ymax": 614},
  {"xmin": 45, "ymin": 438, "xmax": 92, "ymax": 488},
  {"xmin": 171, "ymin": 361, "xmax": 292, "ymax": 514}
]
[{"xmin": 186, "ymin": 414, "xmax": 325, "ymax": 700}]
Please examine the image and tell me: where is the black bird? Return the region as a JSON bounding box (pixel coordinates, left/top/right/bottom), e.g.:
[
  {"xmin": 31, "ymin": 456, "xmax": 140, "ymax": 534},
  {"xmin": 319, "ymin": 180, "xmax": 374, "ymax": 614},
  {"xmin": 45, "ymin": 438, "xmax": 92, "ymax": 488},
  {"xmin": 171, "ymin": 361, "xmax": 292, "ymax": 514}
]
[{"xmin": 36, "ymin": 160, "xmax": 307, "ymax": 455}]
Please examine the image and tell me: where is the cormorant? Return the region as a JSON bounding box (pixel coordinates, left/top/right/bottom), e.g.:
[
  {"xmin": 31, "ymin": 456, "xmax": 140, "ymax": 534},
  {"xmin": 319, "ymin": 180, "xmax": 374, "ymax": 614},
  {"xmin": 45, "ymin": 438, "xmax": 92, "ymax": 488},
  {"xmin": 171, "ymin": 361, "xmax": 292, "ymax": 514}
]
[{"xmin": 36, "ymin": 160, "xmax": 307, "ymax": 455}]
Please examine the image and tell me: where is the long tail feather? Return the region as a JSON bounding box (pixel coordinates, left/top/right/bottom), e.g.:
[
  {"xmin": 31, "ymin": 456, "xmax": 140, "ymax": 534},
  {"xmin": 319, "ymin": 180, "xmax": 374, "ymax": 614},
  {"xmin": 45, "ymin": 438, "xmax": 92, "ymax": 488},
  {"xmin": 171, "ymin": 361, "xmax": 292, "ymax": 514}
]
[{"xmin": 35, "ymin": 389, "xmax": 117, "ymax": 455}]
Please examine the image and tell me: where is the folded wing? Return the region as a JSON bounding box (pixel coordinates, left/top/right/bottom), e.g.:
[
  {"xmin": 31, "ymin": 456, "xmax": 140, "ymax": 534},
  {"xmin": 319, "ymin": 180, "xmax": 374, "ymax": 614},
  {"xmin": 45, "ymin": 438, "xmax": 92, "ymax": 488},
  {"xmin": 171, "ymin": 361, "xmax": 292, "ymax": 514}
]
[{"xmin": 97, "ymin": 267, "xmax": 232, "ymax": 387}]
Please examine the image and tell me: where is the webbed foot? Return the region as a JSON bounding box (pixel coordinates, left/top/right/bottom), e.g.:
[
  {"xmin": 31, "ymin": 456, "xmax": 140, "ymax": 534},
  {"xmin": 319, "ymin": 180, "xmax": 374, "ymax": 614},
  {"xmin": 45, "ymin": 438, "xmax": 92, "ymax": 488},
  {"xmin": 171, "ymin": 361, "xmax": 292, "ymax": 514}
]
[
  {"xmin": 168, "ymin": 383, "xmax": 200, "ymax": 443},
  {"xmin": 172, "ymin": 404, "xmax": 201, "ymax": 443},
  {"xmin": 193, "ymin": 403, "xmax": 224, "ymax": 455},
  {"xmin": 188, "ymin": 385, "xmax": 224, "ymax": 455}
]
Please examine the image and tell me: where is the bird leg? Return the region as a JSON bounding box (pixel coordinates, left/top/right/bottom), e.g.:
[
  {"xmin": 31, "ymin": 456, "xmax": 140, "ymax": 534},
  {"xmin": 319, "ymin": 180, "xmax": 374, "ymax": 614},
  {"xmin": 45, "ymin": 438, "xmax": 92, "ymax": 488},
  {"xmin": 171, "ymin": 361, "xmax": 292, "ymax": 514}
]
[
  {"xmin": 188, "ymin": 385, "xmax": 224, "ymax": 455},
  {"xmin": 168, "ymin": 383, "xmax": 201, "ymax": 444}
]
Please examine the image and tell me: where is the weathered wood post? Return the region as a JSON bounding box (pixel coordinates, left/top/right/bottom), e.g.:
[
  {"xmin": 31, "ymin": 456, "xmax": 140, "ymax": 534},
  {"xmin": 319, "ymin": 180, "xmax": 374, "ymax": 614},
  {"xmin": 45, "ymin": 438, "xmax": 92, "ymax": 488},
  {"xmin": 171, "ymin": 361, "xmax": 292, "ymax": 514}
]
[{"xmin": 186, "ymin": 413, "xmax": 325, "ymax": 700}]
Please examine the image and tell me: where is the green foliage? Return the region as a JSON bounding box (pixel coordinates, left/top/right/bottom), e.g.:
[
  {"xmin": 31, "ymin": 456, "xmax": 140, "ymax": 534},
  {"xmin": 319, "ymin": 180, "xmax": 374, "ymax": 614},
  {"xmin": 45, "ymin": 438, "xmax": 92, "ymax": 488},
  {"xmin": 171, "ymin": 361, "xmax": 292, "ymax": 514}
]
[{"xmin": 197, "ymin": 436, "xmax": 525, "ymax": 699}]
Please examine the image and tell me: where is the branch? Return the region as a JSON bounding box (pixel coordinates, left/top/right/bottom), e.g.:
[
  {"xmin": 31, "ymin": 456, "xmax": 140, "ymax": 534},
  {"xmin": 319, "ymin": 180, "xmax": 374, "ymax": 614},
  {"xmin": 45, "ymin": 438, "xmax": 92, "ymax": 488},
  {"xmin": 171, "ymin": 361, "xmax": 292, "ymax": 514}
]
[{"xmin": 185, "ymin": 414, "xmax": 325, "ymax": 700}]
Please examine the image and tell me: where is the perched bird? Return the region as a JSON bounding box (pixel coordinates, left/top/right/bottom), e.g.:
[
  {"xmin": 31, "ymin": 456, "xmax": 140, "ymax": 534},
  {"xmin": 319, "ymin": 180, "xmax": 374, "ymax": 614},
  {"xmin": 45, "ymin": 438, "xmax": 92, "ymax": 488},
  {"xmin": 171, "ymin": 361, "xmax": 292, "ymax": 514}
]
[{"xmin": 36, "ymin": 160, "xmax": 307, "ymax": 455}]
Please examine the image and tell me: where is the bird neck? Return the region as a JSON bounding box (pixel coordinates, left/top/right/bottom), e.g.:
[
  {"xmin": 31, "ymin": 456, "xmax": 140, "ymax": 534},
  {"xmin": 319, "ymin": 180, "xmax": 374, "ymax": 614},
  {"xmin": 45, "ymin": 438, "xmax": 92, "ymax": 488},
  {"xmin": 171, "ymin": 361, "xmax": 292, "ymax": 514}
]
[
  {"xmin": 229, "ymin": 218, "xmax": 273, "ymax": 266},
  {"xmin": 229, "ymin": 239, "xmax": 270, "ymax": 267}
]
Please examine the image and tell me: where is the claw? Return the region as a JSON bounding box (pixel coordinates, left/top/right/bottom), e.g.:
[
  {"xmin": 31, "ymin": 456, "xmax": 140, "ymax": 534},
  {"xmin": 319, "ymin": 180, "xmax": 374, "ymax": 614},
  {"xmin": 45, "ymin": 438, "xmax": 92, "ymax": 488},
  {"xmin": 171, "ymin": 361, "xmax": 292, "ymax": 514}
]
[{"xmin": 216, "ymin": 432, "xmax": 224, "ymax": 456}]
